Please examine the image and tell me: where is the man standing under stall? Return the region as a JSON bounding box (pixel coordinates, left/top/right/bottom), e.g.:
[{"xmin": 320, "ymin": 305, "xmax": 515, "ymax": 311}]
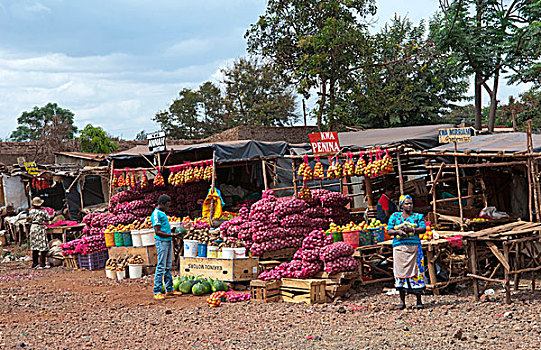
[
  {"xmin": 151, "ymin": 194, "xmax": 181, "ymax": 300},
  {"xmin": 376, "ymin": 185, "xmax": 398, "ymax": 224}
]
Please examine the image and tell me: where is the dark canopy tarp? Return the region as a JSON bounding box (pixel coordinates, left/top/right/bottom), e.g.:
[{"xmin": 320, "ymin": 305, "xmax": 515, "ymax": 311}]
[
  {"xmin": 339, "ymin": 124, "xmax": 454, "ymax": 151},
  {"xmin": 109, "ymin": 140, "xmax": 290, "ymax": 164},
  {"xmin": 429, "ymin": 133, "xmax": 541, "ymax": 153}
]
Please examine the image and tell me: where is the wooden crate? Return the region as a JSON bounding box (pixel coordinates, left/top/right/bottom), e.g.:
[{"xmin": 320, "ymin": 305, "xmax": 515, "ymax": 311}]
[
  {"xmin": 179, "ymin": 257, "xmax": 260, "ymax": 282},
  {"xmin": 107, "ymin": 246, "xmax": 157, "ymax": 265},
  {"xmin": 257, "ymin": 247, "xmax": 297, "ymax": 260},
  {"xmin": 62, "ymin": 255, "xmax": 78, "ymax": 269},
  {"xmin": 313, "ymin": 271, "xmax": 359, "ymax": 299},
  {"xmin": 280, "ymin": 278, "xmax": 326, "ymax": 304},
  {"xmin": 250, "ymin": 280, "xmax": 281, "ymax": 303}
]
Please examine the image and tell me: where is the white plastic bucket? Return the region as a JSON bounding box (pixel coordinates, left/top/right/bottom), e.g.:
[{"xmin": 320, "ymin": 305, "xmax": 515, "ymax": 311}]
[
  {"xmin": 222, "ymin": 247, "xmax": 235, "ymax": 259},
  {"xmin": 131, "ymin": 230, "xmax": 142, "ymax": 247},
  {"xmin": 116, "ymin": 270, "xmax": 126, "ymax": 281},
  {"xmin": 128, "ymin": 264, "xmax": 143, "ymax": 279},
  {"xmin": 183, "ymin": 240, "xmax": 199, "ymax": 257},
  {"xmin": 207, "ymin": 245, "xmax": 219, "ymax": 258},
  {"xmin": 105, "ymin": 269, "xmax": 115, "ymax": 279},
  {"xmin": 234, "ymin": 247, "xmax": 246, "ymax": 259},
  {"xmin": 140, "ymin": 229, "xmax": 156, "ymax": 247}
]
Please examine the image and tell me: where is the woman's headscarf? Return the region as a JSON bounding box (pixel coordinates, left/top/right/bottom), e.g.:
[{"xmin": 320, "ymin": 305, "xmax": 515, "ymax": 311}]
[{"xmin": 399, "ymin": 194, "xmax": 412, "ymax": 208}]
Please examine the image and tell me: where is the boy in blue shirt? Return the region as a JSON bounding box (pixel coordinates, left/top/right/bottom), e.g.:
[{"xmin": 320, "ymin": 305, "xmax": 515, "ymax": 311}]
[{"xmin": 151, "ymin": 194, "xmax": 180, "ymax": 300}]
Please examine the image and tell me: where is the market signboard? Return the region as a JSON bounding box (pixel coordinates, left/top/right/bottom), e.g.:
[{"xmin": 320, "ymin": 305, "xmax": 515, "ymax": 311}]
[
  {"xmin": 309, "ymin": 132, "xmax": 341, "ymax": 154},
  {"xmin": 147, "ymin": 131, "xmax": 166, "ymax": 153},
  {"xmin": 438, "ymin": 127, "xmax": 472, "ymax": 143},
  {"xmin": 24, "ymin": 161, "xmax": 38, "ymax": 176}
]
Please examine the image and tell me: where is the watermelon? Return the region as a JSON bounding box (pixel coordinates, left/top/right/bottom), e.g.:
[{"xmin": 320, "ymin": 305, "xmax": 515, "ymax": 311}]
[
  {"xmin": 211, "ymin": 280, "xmax": 229, "ymax": 292},
  {"xmin": 192, "ymin": 283, "xmax": 206, "ymax": 296},
  {"xmin": 200, "ymin": 281, "xmax": 211, "ymax": 294},
  {"xmin": 173, "ymin": 279, "xmax": 182, "ymax": 291},
  {"xmin": 179, "ymin": 280, "xmax": 196, "ymax": 294}
]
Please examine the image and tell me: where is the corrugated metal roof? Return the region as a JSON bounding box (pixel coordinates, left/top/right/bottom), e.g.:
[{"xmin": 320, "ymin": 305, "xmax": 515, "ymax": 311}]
[
  {"xmin": 430, "ymin": 132, "xmax": 541, "ymax": 153},
  {"xmin": 55, "ymin": 152, "xmax": 109, "ymax": 161}
]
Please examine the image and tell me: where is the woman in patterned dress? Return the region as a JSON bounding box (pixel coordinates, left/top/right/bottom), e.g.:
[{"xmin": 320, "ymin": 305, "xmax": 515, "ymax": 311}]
[
  {"xmin": 28, "ymin": 197, "xmax": 50, "ymax": 269},
  {"xmin": 387, "ymin": 195, "xmax": 426, "ymax": 310}
]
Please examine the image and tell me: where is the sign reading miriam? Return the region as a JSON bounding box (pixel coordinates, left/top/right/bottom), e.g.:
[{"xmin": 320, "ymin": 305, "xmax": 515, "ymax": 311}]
[
  {"xmin": 309, "ymin": 132, "xmax": 341, "ymax": 154},
  {"xmin": 438, "ymin": 127, "xmax": 472, "ymax": 143},
  {"xmin": 147, "ymin": 131, "xmax": 166, "ymax": 153}
]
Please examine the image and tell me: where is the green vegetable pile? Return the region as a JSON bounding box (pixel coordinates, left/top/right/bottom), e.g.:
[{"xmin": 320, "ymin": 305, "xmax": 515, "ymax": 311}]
[{"xmin": 172, "ymin": 276, "xmax": 229, "ymax": 296}]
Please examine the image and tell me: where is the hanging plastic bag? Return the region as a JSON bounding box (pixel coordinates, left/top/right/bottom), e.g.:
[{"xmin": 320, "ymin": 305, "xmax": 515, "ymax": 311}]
[{"xmin": 202, "ymin": 188, "xmax": 223, "ymax": 219}]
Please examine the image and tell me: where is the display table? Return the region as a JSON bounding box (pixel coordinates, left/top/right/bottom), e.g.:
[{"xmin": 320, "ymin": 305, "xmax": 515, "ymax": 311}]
[
  {"xmin": 463, "ymin": 221, "xmax": 541, "ymax": 304},
  {"xmin": 46, "ymin": 224, "xmax": 86, "ymax": 243}
]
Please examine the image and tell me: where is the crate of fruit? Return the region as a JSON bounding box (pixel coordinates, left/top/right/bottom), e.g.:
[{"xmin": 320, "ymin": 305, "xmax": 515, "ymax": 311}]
[
  {"xmin": 77, "ymin": 250, "xmax": 109, "ymax": 270},
  {"xmin": 359, "ymin": 229, "xmax": 374, "ymax": 246}
]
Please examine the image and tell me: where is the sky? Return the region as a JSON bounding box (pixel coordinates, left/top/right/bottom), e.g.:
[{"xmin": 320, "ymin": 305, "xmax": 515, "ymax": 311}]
[{"xmin": 0, "ymin": 0, "xmax": 531, "ymax": 140}]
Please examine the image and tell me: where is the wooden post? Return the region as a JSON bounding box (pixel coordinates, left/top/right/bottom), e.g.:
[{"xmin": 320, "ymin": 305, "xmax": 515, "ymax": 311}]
[
  {"xmin": 479, "ymin": 176, "xmax": 489, "ymax": 207},
  {"xmin": 209, "ymin": 151, "xmax": 217, "ymax": 221},
  {"xmin": 453, "ymin": 142, "xmax": 464, "ymax": 230},
  {"xmin": 291, "ymin": 158, "xmax": 298, "ymax": 195},
  {"xmin": 534, "ymin": 161, "xmax": 541, "ymax": 222},
  {"xmin": 261, "ymin": 159, "xmax": 269, "ymax": 191},
  {"xmin": 503, "ymin": 242, "xmax": 511, "ymax": 304},
  {"xmin": 396, "ymin": 151, "xmax": 404, "ymax": 195},
  {"xmin": 364, "ymin": 176, "xmax": 374, "ymax": 209},
  {"xmin": 426, "ymin": 245, "xmax": 439, "ymax": 296},
  {"xmin": 108, "ymin": 160, "xmax": 115, "ymax": 206},
  {"xmin": 468, "ymin": 240, "xmax": 480, "ymax": 301},
  {"xmin": 78, "ymin": 176, "xmax": 84, "ymax": 212},
  {"xmin": 429, "ymin": 167, "xmax": 438, "ymax": 227}
]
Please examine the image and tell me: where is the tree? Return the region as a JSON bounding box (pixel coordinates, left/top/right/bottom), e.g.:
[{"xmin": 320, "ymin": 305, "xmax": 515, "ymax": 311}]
[
  {"xmin": 10, "ymin": 103, "xmax": 77, "ymax": 141},
  {"xmin": 245, "ymin": 0, "xmax": 376, "ymax": 129},
  {"xmin": 154, "ymin": 88, "xmax": 205, "ymax": 139},
  {"xmin": 135, "ymin": 130, "xmax": 147, "ymax": 141},
  {"xmin": 79, "ymin": 124, "xmax": 119, "ymax": 154},
  {"xmin": 222, "ymin": 58, "xmax": 298, "ymax": 127},
  {"xmin": 337, "ymin": 16, "xmax": 469, "ymax": 128},
  {"xmin": 154, "ymin": 59, "xmax": 298, "ymax": 139},
  {"xmin": 434, "ymin": 0, "xmax": 541, "ymax": 132}
]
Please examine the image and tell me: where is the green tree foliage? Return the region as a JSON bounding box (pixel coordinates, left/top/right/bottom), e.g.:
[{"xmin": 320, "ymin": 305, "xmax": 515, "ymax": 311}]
[
  {"xmin": 135, "ymin": 130, "xmax": 146, "ymax": 141},
  {"xmin": 153, "ymin": 59, "xmax": 298, "ymax": 139},
  {"xmin": 245, "ymin": 0, "xmax": 376, "ymax": 129},
  {"xmin": 337, "ymin": 16, "xmax": 469, "ymax": 128},
  {"xmin": 10, "ymin": 103, "xmax": 77, "ymax": 141},
  {"xmin": 222, "ymin": 58, "xmax": 298, "ymax": 127},
  {"xmin": 434, "ymin": 0, "xmax": 541, "ymax": 132},
  {"xmin": 79, "ymin": 124, "xmax": 119, "ymax": 154},
  {"xmin": 497, "ymin": 88, "xmax": 541, "ymax": 130}
]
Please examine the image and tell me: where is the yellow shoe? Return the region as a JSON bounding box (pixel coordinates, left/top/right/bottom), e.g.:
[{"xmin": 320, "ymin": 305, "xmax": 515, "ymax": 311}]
[
  {"xmin": 165, "ymin": 290, "xmax": 182, "ymax": 296},
  {"xmin": 153, "ymin": 293, "xmax": 165, "ymax": 300}
]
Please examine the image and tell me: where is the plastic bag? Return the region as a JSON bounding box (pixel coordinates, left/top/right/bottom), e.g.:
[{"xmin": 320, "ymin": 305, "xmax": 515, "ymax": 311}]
[{"xmin": 479, "ymin": 206, "xmax": 510, "ymax": 220}]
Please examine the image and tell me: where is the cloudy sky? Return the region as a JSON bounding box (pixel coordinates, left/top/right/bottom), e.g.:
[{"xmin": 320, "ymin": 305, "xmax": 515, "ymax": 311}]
[{"xmin": 0, "ymin": 0, "xmax": 530, "ymax": 140}]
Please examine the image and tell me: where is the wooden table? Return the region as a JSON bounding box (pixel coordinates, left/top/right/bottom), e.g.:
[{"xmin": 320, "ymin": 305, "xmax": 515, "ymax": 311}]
[
  {"xmin": 463, "ymin": 221, "xmax": 541, "ymax": 304},
  {"xmin": 355, "ymin": 236, "xmax": 470, "ymax": 294},
  {"xmin": 46, "ymin": 224, "xmax": 86, "ymax": 242}
]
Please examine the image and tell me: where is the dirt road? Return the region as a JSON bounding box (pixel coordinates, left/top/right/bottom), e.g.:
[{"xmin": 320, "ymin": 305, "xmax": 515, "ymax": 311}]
[{"xmin": 2, "ymin": 261, "xmax": 541, "ymax": 349}]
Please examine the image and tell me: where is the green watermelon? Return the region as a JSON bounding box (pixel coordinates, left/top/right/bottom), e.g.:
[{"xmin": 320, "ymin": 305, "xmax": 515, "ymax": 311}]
[
  {"xmin": 179, "ymin": 280, "xmax": 196, "ymax": 294},
  {"xmin": 200, "ymin": 281, "xmax": 211, "ymax": 294},
  {"xmin": 211, "ymin": 280, "xmax": 229, "ymax": 292},
  {"xmin": 192, "ymin": 283, "xmax": 206, "ymax": 296},
  {"xmin": 173, "ymin": 279, "xmax": 182, "ymax": 291}
]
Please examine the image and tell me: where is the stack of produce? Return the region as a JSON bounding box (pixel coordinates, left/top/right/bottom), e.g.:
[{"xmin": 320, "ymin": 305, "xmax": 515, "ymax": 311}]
[
  {"xmin": 183, "ymin": 227, "xmax": 221, "ymax": 244},
  {"xmin": 128, "ymin": 255, "xmax": 144, "ymax": 264},
  {"xmin": 61, "ymin": 235, "xmax": 107, "ymax": 256},
  {"xmin": 319, "ymin": 242, "xmax": 358, "ymax": 274},
  {"xmin": 310, "ymin": 189, "xmax": 351, "ymax": 226},
  {"xmin": 257, "ymin": 228, "xmax": 332, "ymax": 281},
  {"xmin": 105, "ymin": 256, "xmax": 129, "ymax": 271},
  {"xmin": 177, "ymin": 276, "xmax": 229, "ymax": 296}
]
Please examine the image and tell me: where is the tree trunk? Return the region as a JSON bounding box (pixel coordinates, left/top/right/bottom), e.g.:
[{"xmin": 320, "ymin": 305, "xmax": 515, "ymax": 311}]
[
  {"xmin": 328, "ymin": 78, "xmax": 336, "ymax": 131},
  {"xmin": 318, "ymin": 78, "xmax": 327, "ymax": 130},
  {"xmin": 474, "ymin": 71, "xmax": 483, "ymax": 131},
  {"xmin": 487, "ymin": 71, "xmax": 500, "ymax": 133}
]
